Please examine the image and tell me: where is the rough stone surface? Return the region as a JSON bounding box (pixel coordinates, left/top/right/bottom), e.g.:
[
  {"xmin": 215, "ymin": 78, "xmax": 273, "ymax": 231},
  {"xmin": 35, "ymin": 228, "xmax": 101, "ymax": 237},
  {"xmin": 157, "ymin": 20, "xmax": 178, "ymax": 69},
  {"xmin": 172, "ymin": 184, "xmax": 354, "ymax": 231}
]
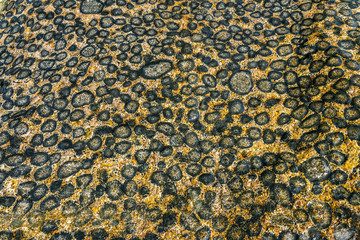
[
  {"xmin": 0, "ymin": 0, "xmax": 358, "ymax": 239},
  {"xmin": 228, "ymin": 71, "xmax": 253, "ymax": 95}
]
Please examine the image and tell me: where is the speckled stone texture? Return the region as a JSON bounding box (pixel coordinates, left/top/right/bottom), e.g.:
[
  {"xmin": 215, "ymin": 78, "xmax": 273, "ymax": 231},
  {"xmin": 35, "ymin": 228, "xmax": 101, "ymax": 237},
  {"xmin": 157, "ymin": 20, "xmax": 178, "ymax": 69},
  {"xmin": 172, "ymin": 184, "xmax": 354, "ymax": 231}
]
[{"xmin": 0, "ymin": 0, "xmax": 359, "ymax": 239}]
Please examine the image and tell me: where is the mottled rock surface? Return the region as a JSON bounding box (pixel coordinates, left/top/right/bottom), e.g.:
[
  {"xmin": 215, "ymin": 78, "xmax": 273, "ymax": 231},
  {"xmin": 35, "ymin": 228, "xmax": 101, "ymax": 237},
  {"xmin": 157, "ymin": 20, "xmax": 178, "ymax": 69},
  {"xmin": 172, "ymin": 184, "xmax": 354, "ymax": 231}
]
[{"xmin": 0, "ymin": 0, "xmax": 358, "ymax": 239}]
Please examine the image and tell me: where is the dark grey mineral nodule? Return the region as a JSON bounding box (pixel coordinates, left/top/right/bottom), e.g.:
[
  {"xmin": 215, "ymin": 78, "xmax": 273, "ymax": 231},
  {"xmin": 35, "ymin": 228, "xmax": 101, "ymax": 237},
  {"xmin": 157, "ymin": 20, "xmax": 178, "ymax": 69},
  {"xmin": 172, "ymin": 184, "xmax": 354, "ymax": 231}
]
[
  {"xmin": 300, "ymin": 156, "xmax": 331, "ymax": 182},
  {"xmin": 80, "ymin": 0, "xmax": 104, "ymax": 14},
  {"xmin": 228, "ymin": 70, "xmax": 253, "ymax": 95},
  {"xmin": 141, "ymin": 60, "xmax": 174, "ymax": 79}
]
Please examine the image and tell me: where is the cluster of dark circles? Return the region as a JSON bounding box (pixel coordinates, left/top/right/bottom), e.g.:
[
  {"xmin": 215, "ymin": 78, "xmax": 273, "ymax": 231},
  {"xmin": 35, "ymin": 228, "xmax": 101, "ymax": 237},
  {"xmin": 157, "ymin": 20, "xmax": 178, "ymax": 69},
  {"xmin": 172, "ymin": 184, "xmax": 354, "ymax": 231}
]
[{"xmin": 0, "ymin": 0, "xmax": 359, "ymax": 239}]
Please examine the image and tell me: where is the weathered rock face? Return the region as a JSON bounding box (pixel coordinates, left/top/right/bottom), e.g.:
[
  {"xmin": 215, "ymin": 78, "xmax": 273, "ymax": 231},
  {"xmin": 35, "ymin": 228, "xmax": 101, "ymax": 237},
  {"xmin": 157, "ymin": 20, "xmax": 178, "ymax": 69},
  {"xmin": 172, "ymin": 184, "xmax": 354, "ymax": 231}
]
[{"xmin": 0, "ymin": 0, "xmax": 359, "ymax": 238}]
